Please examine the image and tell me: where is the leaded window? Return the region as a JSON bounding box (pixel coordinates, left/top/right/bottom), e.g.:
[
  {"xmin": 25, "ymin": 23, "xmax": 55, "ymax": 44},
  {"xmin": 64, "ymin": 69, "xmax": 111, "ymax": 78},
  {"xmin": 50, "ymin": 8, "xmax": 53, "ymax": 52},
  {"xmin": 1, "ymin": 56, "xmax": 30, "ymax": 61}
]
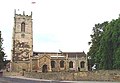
[
  {"xmin": 51, "ymin": 61, "xmax": 55, "ymax": 68},
  {"xmin": 80, "ymin": 61, "xmax": 85, "ymax": 68},
  {"xmin": 69, "ymin": 61, "xmax": 73, "ymax": 68},
  {"xmin": 60, "ymin": 60, "xmax": 64, "ymax": 68}
]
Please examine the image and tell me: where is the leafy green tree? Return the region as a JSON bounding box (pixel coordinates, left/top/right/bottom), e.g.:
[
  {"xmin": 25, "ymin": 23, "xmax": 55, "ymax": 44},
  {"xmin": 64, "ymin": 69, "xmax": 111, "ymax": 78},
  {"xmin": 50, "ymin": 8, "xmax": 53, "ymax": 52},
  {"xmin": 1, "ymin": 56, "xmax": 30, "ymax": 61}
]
[
  {"xmin": 88, "ymin": 16, "xmax": 120, "ymax": 70},
  {"xmin": 0, "ymin": 31, "xmax": 5, "ymax": 70},
  {"xmin": 110, "ymin": 18, "xmax": 120, "ymax": 69},
  {"xmin": 87, "ymin": 22, "xmax": 108, "ymax": 69},
  {"xmin": 99, "ymin": 18, "xmax": 120, "ymax": 69}
]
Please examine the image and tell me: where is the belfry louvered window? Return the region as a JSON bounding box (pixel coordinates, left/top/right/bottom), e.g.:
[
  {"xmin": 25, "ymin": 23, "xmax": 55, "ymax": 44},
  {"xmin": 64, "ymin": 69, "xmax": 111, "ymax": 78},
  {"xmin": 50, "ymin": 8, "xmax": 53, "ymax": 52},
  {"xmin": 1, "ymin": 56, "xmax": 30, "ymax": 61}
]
[{"xmin": 21, "ymin": 22, "xmax": 25, "ymax": 32}]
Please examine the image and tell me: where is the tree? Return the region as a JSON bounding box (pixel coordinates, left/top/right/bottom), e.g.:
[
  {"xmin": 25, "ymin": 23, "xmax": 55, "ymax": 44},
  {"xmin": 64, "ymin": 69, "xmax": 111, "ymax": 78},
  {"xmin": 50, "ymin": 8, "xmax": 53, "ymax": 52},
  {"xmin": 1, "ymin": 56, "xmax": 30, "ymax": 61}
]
[
  {"xmin": 0, "ymin": 31, "xmax": 5, "ymax": 70},
  {"xmin": 88, "ymin": 15, "xmax": 120, "ymax": 70},
  {"xmin": 98, "ymin": 18, "xmax": 120, "ymax": 69},
  {"xmin": 87, "ymin": 22, "xmax": 108, "ymax": 69}
]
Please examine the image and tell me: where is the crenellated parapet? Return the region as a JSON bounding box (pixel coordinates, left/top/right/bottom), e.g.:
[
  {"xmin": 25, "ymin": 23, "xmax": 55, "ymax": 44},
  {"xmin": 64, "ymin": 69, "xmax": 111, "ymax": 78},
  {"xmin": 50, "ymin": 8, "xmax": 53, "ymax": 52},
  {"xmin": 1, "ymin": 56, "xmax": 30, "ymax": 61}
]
[{"xmin": 14, "ymin": 9, "xmax": 32, "ymax": 17}]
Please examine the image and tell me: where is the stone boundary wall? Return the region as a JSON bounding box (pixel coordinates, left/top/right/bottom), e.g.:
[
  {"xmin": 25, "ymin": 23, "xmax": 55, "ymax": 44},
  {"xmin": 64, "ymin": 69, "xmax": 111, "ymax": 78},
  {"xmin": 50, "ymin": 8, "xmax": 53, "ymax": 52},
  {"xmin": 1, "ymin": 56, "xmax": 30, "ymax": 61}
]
[
  {"xmin": 25, "ymin": 72, "xmax": 74, "ymax": 80},
  {"xmin": 3, "ymin": 71, "xmax": 22, "ymax": 76},
  {"xmin": 3, "ymin": 70, "xmax": 120, "ymax": 81},
  {"xmin": 24, "ymin": 70, "xmax": 120, "ymax": 81}
]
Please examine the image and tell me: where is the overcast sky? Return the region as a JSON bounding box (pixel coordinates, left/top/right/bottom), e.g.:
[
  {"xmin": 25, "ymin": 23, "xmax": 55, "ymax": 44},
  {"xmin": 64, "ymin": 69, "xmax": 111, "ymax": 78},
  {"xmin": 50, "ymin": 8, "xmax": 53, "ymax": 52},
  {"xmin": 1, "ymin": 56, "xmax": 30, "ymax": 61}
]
[{"xmin": 1, "ymin": 0, "xmax": 120, "ymax": 59}]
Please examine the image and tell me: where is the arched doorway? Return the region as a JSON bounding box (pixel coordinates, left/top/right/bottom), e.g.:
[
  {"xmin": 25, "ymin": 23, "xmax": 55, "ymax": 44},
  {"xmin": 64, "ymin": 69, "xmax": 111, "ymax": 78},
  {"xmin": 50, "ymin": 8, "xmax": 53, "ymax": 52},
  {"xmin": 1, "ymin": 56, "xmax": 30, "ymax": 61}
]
[{"xmin": 42, "ymin": 64, "xmax": 47, "ymax": 73}]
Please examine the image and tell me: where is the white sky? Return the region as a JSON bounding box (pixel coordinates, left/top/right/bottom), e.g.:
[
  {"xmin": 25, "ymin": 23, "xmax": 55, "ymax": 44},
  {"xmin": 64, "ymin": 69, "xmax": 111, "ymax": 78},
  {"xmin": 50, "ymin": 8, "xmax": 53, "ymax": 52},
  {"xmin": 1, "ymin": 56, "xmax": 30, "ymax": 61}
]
[{"xmin": 0, "ymin": 0, "xmax": 120, "ymax": 60}]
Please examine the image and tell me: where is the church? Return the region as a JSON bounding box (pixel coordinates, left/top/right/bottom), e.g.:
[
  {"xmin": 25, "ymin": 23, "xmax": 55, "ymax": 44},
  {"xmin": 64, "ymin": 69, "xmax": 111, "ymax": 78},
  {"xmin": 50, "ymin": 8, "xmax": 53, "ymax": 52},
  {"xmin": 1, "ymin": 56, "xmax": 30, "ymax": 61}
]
[{"xmin": 11, "ymin": 10, "xmax": 88, "ymax": 72}]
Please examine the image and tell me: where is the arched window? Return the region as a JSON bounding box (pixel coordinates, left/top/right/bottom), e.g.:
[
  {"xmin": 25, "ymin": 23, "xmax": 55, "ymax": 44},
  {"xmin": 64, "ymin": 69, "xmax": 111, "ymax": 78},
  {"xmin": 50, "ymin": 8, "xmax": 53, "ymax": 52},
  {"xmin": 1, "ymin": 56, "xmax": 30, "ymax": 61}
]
[
  {"xmin": 60, "ymin": 60, "xmax": 64, "ymax": 68},
  {"xmin": 51, "ymin": 61, "xmax": 55, "ymax": 68},
  {"xmin": 80, "ymin": 61, "xmax": 85, "ymax": 68},
  {"xmin": 69, "ymin": 61, "xmax": 73, "ymax": 68},
  {"xmin": 21, "ymin": 22, "xmax": 25, "ymax": 32}
]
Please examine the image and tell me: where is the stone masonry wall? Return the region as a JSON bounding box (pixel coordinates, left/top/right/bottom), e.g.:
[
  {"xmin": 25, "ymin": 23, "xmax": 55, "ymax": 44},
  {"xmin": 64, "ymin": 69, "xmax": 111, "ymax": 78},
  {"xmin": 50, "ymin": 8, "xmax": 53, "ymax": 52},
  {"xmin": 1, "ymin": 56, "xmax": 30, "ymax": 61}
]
[
  {"xmin": 24, "ymin": 72, "xmax": 74, "ymax": 80},
  {"xmin": 24, "ymin": 70, "xmax": 120, "ymax": 81},
  {"xmin": 3, "ymin": 70, "xmax": 120, "ymax": 81}
]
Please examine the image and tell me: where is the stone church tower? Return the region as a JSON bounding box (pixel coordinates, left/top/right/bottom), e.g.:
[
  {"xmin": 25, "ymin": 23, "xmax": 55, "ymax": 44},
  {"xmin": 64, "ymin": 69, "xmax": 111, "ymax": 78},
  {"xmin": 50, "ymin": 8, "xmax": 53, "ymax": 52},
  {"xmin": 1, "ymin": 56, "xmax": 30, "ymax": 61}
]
[{"xmin": 11, "ymin": 10, "xmax": 33, "ymax": 72}]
